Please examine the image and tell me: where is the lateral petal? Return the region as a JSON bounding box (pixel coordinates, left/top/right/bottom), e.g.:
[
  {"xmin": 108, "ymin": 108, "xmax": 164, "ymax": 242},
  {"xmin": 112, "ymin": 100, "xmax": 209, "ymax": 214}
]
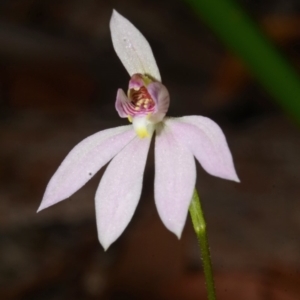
[
  {"xmin": 95, "ymin": 135, "xmax": 152, "ymax": 250},
  {"xmin": 154, "ymin": 125, "xmax": 196, "ymax": 238},
  {"xmin": 110, "ymin": 10, "xmax": 161, "ymax": 81},
  {"xmin": 38, "ymin": 125, "xmax": 135, "ymax": 212},
  {"xmin": 166, "ymin": 116, "xmax": 240, "ymax": 182},
  {"xmin": 147, "ymin": 82, "xmax": 170, "ymax": 123},
  {"xmin": 115, "ymin": 88, "xmax": 130, "ymax": 118}
]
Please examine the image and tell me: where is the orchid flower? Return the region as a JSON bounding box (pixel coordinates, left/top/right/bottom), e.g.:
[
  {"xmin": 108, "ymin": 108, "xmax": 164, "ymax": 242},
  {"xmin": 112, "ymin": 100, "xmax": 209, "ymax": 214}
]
[{"xmin": 38, "ymin": 10, "xmax": 239, "ymax": 250}]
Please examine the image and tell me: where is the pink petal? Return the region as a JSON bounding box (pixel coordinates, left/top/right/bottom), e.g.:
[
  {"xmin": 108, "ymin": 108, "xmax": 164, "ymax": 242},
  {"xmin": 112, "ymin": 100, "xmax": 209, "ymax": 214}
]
[
  {"xmin": 147, "ymin": 82, "xmax": 170, "ymax": 123},
  {"xmin": 95, "ymin": 135, "xmax": 152, "ymax": 250},
  {"xmin": 115, "ymin": 88, "xmax": 130, "ymax": 118},
  {"xmin": 166, "ymin": 116, "xmax": 240, "ymax": 182},
  {"xmin": 110, "ymin": 10, "xmax": 161, "ymax": 81},
  {"xmin": 154, "ymin": 125, "xmax": 196, "ymax": 238},
  {"xmin": 38, "ymin": 126, "xmax": 135, "ymax": 212}
]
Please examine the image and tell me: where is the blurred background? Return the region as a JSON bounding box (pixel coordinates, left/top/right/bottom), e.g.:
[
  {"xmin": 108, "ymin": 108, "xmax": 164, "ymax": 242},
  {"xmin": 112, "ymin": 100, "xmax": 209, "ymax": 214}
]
[{"xmin": 0, "ymin": 0, "xmax": 300, "ymax": 299}]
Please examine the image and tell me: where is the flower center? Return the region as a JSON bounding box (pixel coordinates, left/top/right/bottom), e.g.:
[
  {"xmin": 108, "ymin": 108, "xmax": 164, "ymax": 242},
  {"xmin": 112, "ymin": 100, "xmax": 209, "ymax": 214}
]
[
  {"xmin": 115, "ymin": 73, "xmax": 170, "ymax": 139},
  {"xmin": 129, "ymin": 86, "xmax": 155, "ymax": 112}
]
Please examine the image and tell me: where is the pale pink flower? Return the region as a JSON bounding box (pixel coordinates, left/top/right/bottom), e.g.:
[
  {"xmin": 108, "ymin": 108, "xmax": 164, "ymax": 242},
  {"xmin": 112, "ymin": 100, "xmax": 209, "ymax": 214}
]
[{"xmin": 38, "ymin": 10, "xmax": 239, "ymax": 250}]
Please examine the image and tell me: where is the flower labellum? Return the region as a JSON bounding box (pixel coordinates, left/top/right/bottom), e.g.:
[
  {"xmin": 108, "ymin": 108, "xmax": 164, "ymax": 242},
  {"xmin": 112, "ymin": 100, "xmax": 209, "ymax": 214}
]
[
  {"xmin": 38, "ymin": 10, "xmax": 239, "ymax": 250},
  {"xmin": 116, "ymin": 73, "xmax": 169, "ymax": 138}
]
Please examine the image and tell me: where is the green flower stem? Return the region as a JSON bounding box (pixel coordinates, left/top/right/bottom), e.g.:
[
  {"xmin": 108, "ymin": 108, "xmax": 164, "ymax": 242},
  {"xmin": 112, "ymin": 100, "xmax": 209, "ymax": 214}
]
[
  {"xmin": 189, "ymin": 189, "xmax": 216, "ymax": 300},
  {"xmin": 185, "ymin": 0, "xmax": 300, "ymax": 122}
]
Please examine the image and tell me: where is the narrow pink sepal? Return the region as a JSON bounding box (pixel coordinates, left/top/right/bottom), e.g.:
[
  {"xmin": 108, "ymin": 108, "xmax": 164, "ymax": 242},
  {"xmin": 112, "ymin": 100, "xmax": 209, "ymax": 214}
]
[
  {"xmin": 110, "ymin": 10, "xmax": 161, "ymax": 81},
  {"xmin": 154, "ymin": 125, "xmax": 196, "ymax": 238},
  {"xmin": 37, "ymin": 125, "xmax": 135, "ymax": 212},
  {"xmin": 95, "ymin": 135, "xmax": 152, "ymax": 250},
  {"xmin": 166, "ymin": 116, "xmax": 240, "ymax": 182}
]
